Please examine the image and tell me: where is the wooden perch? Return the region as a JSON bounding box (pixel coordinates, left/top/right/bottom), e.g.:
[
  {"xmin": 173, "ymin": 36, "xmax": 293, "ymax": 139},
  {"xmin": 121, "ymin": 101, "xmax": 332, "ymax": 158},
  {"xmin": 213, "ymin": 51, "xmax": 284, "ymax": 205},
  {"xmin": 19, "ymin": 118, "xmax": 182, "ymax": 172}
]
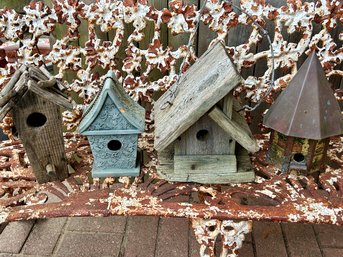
[
  {"xmin": 37, "ymin": 77, "xmax": 57, "ymax": 88},
  {"xmin": 39, "ymin": 66, "xmax": 65, "ymax": 91},
  {"xmin": 208, "ymin": 106, "xmax": 259, "ymax": 153},
  {"xmin": 28, "ymin": 80, "xmax": 73, "ymax": 110}
]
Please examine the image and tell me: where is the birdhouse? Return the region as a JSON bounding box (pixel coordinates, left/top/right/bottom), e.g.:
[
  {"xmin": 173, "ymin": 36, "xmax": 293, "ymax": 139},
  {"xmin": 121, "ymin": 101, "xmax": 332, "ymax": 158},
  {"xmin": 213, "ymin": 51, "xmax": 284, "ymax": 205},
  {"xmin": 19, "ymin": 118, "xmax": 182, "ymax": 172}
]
[
  {"xmin": 79, "ymin": 71, "xmax": 145, "ymax": 178},
  {"xmin": 263, "ymin": 53, "xmax": 343, "ymax": 175},
  {"xmin": 154, "ymin": 42, "xmax": 259, "ymax": 184},
  {"xmin": 0, "ymin": 65, "xmax": 73, "ymax": 183}
]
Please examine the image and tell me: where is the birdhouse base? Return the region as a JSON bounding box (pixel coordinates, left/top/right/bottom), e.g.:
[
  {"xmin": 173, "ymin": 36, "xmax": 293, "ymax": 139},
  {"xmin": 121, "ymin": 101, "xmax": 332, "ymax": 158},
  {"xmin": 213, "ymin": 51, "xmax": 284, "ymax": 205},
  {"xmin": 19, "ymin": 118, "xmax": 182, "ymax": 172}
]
[
  {"xmin": 157, "ymin": 145, "xmax": 255, "ymax": 184},
  {"xmin": 91, "ymin": 151, "xmax": 141, "ymax": 178},
  {"xmin": 92, "ymin": 166, "xmax": 140, "ymax": 178}
]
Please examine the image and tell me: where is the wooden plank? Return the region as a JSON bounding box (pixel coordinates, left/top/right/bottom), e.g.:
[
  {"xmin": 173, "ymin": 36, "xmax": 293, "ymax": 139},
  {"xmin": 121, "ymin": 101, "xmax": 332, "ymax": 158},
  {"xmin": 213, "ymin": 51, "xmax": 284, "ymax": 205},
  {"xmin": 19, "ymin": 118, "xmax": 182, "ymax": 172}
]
[
  {"xmin": 155, "ymin": 42, "xmax": 242, "ymax": 151},
  {"xmin": 223, "ymin": 94, "xmax": 236, "ymax": 154},
  {"xmin": 174, "ymin": 155, "xmax": 237, "ymax": 174},
  {"xmin": 208, "ymin": 106, "xmax": 259, "ymax": 153},
  {"xmin": 0, "ymin": 0, "xmax": 31, "ymax": 12},
  {"xmin": 139, "ymin": 1, "xmax": 168, "ymax": 81},
  {"xmin": 198, "ymin": 0, "xmax": 217, "ymax": 56},
  {"xmin": 165, "ymin": 170, "xmax": 255, "ymax": 184},
  {"xmin": 168, "ymin": 0, "xmax": 198, "ymax": 71},
  {"xmin": 174, "ymin": 115, "xmax": 232, "ymax": 155}
]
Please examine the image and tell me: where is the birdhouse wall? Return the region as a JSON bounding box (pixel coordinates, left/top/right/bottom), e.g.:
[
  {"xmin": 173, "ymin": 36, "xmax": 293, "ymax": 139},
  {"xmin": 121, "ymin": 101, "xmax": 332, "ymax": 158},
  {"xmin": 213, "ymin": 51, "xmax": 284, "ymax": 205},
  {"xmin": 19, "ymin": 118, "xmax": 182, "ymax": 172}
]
[
  {"xmin": 88, "ymin": 134, "xmax": 138, "ymax": 171},
  {"xmin": 268, "ymin": 132, "xmax": 329, "ymax": 174},
  {"xmin": 87, "ymin": 97, "xmax": 136, "ymax": 131},
  {"xmin": 174, "ymin": 115, "xmax": 234, "ymax": 155},
  {"xmin": 13, "ymin": 91, "xmax": 68, "ymax": 183}
]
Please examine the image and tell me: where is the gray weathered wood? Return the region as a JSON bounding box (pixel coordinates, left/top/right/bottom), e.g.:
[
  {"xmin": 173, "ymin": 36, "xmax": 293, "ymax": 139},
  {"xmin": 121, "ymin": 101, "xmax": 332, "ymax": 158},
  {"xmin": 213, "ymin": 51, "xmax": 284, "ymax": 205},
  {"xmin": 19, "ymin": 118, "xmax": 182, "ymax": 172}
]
[
  {"xmin": 174, "ymin": 155, "xmax": 237, "ymax": 174},
  {"xmin": 0, "ymin": 65, "xmax": 27, "ymax": 97},
  {"xmin": 223, "ymin": 94, "xmax": 236, "ymax": 154},
  {"xmin": 155, "ymin": 42, "xmax": 242, "ymax": 151},
  {"xmin": 174, "ymin": 115, "xmax": 232, "ymax": 155},
  {"xmin": 12, "ymin": 90, "xmax": 68, "ymax": 183},
  {"xmin": 28, "ymin": 80, "xmax": 73, "ymax": 110},
  {"xmin": 208, "ymin": 106, "xmax": 259, "ymax": 153},
  {"xmin": 0, "ymin": 71, "xmax": 29, "ymax": 120},
  {"xmin": 159, "ymin": 151, "xmax": 254, "ymax": 184}
]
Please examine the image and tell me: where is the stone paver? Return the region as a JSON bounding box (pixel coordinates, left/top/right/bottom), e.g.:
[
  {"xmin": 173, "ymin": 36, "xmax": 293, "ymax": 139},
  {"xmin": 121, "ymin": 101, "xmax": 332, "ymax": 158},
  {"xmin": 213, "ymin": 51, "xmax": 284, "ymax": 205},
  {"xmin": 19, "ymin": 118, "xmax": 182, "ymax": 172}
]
[
  {"xmin": 55, "ymin": 232, "xmax": 123, "ymax": 257},
  {"xmin": 0, "ymin": 220, "xmax": 35, "ymax": 253},
  {"xmin": 122, "ymin": 216, "xmax": 159, "ymax": 257},
  {"xmin": 282, "ymin": 223, "xmax": 322, "ymax": 257},
  {"xmin": 1, "ymin": 218, "xmax": 343, "ymax": 257},
  {"xmin": 21, "ymin": 218, "xmax": 67, "ymax": 256},
  {"xmin": 67, "ymin": 216, "xmax": 127, "ymax": 233},
  {"xmin": 156, "ymin": 217, "xmax": 189, "ymax": 257},
  {"xmin": 239, "ymin": 242, "xmax": 254, "ymax": 257},
  {"xmin": 314, "ymin": 224, "xmax": 343, "ymax": 248},
  {"xmin": 322, "ymin": 248, "xmax": 343, "ymax": 257},
  {"xmin": 253, "ymin": 222, "xmax": 288, "ymax": 257}
]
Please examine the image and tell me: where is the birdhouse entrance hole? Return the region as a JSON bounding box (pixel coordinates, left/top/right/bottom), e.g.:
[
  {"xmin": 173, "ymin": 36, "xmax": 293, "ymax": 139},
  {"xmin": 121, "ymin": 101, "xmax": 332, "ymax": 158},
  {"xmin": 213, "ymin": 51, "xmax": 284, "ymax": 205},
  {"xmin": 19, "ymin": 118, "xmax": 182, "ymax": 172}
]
[
  {"xmin": 196, "ymin": 129, "xmax": 209, "ymax": 141},
  {"xmin": 107, "ymin": 140, "xmax": 122, "ymax": 151},
  {"xmin": 26, "ymin": 112, "xmax": 47, "ymax": 127},
  {"xmin": 293, "ymin": 153, "xmax": 305, "ymax": 163}
]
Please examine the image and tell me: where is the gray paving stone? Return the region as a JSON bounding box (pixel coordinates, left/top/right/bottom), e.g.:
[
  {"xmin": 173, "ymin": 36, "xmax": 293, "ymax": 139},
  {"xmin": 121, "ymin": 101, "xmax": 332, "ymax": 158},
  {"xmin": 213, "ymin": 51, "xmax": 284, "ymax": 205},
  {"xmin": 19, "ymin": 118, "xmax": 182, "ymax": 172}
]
[
  {"xmin": 55, "ymin": 232, "xmax": 122, "ymax": 257},
  {"xmin": 314, "ymin": 224, "xmax": 343, "ymax": 248},
  {"xmin": 282, "ymin": 223, "xmax": 321, "ymax": 257},
  {"xmin": 21, "ymin": 218, "xmax": 67, "ymax": 256},
  {"xmin": 253, "ymin": 222, "xmax": 288, "ymax": 257},
  {"xmin": 67, "ymin": 216, "xmax": 126, "ymax": 233},
  {"xmin": 0, "ymin": 221, "xmax": 35, "ymax": 253},
  {"xmin": 189, "ymin": 226, "xmax": 201, "ymax": 257},
  {"xmin": 122, "ymin": 216, "xmax": 159, "ymax": 257},
  {"xmin": 156, "ymin": 217, "xmax": 189, "ymax": 257},
  {"xmin": 238, "ymin": 242, "xmax": 254, "ymax": 257},
  {"xmin": 322, "ymin": 248, "xmax": 343, "ymax": 257}
]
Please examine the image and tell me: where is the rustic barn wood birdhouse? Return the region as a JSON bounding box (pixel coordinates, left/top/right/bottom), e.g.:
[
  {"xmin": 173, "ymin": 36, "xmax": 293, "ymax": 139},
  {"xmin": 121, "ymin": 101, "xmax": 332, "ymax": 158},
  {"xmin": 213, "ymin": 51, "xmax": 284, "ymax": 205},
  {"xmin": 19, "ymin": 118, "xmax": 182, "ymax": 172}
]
[
  {"xmin": 0, "ymin": 65, "xmax": 73, "ymax": 183},
  {"xmin": 154, "ymin": 42, "xmax": 259, "ymax": 184},
  {"xmin": 79, "ymin": 71, "xmax": 145, "ymax": 178},
  {"xmin": 263, "ymin": 53, "xmax": 343, "ymax": 175}
]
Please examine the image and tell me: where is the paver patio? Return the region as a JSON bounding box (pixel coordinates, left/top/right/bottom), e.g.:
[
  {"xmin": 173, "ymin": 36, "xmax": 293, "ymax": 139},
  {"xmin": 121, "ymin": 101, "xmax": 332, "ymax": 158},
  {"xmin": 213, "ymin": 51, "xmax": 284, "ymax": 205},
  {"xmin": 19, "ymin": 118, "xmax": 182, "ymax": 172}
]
[{"xmin": 0, "ymin": 217, "xmax": 342, "ymax": 257}]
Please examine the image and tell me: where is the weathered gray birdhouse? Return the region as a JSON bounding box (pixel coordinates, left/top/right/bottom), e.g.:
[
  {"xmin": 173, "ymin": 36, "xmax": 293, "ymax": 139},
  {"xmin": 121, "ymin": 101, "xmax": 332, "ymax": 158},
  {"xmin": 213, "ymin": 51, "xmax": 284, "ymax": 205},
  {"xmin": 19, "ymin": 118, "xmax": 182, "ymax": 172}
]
[
  {"xmin": 0, "ymin": 65, "xmax": 73, "ymax": 184},
  {"xmin": 154, "ymin": 42, "xmax": 259, "ymax": 184},
  {"xmin": 79, "ymin": 71, "xmax": 145, "ymax": 178}
]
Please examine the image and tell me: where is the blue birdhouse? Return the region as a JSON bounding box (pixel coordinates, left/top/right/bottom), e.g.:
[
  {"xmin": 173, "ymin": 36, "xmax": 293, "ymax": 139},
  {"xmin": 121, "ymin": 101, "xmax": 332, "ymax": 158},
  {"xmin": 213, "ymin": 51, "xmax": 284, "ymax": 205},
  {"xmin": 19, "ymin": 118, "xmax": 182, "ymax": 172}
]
[{"xmin": 79, "ymin": 71, "xmax": 145, "ymax": 177}]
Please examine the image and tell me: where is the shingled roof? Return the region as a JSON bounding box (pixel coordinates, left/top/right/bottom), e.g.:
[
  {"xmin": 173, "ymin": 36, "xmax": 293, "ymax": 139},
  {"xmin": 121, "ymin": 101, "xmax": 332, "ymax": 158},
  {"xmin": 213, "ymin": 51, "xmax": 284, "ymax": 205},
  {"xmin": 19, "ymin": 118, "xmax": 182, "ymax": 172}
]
[{"xmin": 263, "ymin": 52, "xmax": 343, "ymax": 140}]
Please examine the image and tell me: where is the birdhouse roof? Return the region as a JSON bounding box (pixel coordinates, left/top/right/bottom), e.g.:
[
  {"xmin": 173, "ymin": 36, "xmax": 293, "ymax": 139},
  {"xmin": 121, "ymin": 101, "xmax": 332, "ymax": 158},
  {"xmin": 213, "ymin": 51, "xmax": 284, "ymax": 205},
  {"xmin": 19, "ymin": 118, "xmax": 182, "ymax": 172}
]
[
  {"xmin": 79, "ymin": 71, "xmax": 145, "ymax": 134},
  {"xmin": 263, "ymin": 53, "xmax": 343, "ymax": 140},
  {"xmin": 154, "ymin": 42, "xmax": 245, "ymax": 152},
  {"xmin": 0, "ymin": 65, "xmax": 72, "ymax": 120}
]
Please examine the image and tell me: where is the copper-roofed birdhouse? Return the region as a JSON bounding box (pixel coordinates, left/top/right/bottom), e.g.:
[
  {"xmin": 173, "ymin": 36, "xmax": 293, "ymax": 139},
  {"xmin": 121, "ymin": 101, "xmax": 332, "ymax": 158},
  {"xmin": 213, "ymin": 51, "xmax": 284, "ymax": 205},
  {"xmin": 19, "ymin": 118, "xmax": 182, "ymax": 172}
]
[
  {"xmin": 263, "ymin": 53, "xmax": 343, "ymax": 175},
  {"xmin": 154, "ymin": 42, "xmax": 259, "ymax": 184}
]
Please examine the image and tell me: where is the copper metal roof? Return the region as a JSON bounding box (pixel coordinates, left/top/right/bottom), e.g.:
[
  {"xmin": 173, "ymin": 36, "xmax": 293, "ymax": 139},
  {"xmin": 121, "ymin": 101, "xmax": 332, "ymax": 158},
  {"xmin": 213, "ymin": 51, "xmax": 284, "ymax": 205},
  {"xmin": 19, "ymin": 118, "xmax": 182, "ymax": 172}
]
[{"xmin": 263, "ymin": 53, "xmax": 343, "ymax": 140}]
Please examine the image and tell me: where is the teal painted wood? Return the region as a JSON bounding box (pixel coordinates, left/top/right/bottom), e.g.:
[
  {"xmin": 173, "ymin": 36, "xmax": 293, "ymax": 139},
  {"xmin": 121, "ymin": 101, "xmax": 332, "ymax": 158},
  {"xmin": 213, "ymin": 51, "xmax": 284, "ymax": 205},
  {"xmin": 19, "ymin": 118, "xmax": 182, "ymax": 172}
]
[{"xmin": 79, "ymin": 71, "xmax": 145, "ymax": 178}]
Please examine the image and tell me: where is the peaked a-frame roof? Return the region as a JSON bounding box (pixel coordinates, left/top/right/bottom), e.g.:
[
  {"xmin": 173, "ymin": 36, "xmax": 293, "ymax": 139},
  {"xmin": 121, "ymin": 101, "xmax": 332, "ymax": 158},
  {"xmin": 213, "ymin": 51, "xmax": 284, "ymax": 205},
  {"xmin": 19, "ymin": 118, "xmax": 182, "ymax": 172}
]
[
  {"xmin": 154, "ymin": 42, "xmax": 244, "ymax": 152},
  {"xmin": 79, "ymin": 70, "xmax": 145, "ymax": 134},
  {"xmin": 264, "ymin": 52, "xmax": 343, "ymax": 140}
]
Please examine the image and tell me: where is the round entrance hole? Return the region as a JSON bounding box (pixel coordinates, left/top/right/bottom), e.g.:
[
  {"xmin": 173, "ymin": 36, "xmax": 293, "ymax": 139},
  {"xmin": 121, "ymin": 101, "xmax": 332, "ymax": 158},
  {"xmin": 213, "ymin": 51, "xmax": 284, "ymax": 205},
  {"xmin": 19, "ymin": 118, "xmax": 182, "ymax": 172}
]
[
  {"xmin": 107, "ymin": 140, "xmax": 122, "ymax": 151},
  {"xmin": 293, "ymin": 153, "xmax": 305, "ymax": 163},
  {"xmin": 196, "ymin": 129, "xmax": 209, "ymax": 141},
  {"xmin": 26, "ymin": 112, "xmax": 47, "ymax": 127}
]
